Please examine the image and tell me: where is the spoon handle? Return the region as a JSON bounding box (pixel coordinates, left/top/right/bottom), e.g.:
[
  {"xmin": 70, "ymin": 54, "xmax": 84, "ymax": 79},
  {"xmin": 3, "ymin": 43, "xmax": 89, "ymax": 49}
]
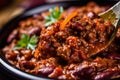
[
  {"xmin": 111, "ymin": 1, "xmax": 120, "ymax": 18},
  {"xmin": 100, "ymin": 1, "xmax": 120, "ymax": 18},
  {"xmin": 111, "ymin": 1, "xmax": 120, "ymax": 27},
  {"xmin": 99, "ymin": 1, "xmax": 120, "ymax": 27}
]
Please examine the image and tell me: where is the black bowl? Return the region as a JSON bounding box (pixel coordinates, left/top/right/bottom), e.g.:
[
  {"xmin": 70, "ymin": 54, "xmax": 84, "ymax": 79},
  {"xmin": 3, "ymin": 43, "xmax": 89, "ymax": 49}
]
[{"xmin": 0, "ymin": 0, "xmax": 119, "ymax": 80}]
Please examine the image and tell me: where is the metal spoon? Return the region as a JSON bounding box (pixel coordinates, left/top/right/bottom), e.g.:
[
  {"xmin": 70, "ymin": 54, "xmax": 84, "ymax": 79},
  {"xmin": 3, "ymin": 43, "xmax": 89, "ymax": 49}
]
[{"xmin": 88, "ymin": 1, "xmax": 120, "ymax": 57}]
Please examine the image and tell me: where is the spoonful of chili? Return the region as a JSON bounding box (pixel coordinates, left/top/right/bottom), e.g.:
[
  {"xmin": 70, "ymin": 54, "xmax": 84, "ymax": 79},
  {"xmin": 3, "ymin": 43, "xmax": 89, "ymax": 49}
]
[{"xmin": 88, "ymin": 1, "xmax": 120, "ymax": 57}]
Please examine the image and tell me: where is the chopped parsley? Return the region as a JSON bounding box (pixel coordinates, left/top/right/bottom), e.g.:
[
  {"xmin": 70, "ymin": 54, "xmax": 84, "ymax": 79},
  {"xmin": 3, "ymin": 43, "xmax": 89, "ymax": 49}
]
[
  {"xmin": 14, "ymin": 34, "xmax": 38, "ymax": 50},
  {"xmin": 45, "ymin": 6, "xmax": 63, "ymax": 26}
]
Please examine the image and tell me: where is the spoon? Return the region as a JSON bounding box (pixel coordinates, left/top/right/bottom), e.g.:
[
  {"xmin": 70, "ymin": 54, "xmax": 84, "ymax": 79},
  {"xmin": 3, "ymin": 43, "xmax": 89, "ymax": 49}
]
[{"xmin": 88, "ymin": 1, "xmax": 120, "ymax": 57}]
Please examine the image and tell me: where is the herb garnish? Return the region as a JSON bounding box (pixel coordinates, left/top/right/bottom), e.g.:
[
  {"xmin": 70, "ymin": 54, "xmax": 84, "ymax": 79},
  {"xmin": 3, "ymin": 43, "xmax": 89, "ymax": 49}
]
[
  {"xmin": 14, "ymin": 34, "xmax": 38, "ymax": 50},
  {"xmin": 45, "ymin": 6, "xmax": 63, "ymax": 26}
]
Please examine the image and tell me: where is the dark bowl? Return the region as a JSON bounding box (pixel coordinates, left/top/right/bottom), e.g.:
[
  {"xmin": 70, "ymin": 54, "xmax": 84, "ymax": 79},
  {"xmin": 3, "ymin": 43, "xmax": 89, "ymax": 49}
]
[{"xmin": 0, "ymin": 0, "xmax": 119, "ymax": 80}]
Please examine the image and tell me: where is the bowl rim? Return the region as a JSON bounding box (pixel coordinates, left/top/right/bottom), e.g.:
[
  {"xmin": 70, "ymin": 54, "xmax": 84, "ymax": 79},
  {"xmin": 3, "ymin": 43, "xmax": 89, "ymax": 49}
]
[{"xmin": 0, "ymin": 0, "xmax": 119, "ymax": 80}]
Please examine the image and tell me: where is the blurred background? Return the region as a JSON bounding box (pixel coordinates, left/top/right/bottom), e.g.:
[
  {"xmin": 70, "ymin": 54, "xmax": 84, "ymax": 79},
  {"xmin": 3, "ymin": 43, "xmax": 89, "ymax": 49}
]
[{"xmin": 0, "ymin": 0, "xmax": 69, "ymax": 28}]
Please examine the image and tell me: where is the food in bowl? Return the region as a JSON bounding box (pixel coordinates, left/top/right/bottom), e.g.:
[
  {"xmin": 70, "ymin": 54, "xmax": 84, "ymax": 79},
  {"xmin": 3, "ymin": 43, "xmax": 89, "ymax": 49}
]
[{"xmin": 1, "ymin": 2, "xmax": 120, "ymax": 80}]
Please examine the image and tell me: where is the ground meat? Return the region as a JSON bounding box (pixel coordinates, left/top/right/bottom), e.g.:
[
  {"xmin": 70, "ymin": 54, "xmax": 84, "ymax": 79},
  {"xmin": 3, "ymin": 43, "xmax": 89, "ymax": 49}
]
[{"xmin": 1, "ymin": 2, "xmax": 120, "ymax": 80}]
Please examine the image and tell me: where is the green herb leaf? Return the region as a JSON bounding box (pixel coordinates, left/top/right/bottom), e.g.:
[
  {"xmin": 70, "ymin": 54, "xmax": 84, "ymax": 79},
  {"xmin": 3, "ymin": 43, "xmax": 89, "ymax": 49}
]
[
  {"xmin": 45, "ymin": 6, "xmax": 63, "ymax": 26},
  {"xmin": 14, "ymin": 34, "xmax": 38, "ymax": 50}
]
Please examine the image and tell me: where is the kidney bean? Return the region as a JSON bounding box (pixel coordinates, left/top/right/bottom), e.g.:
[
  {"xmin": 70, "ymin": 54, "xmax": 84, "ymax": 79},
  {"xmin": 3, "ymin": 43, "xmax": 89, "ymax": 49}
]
[
  {"xmin": 28, "ymin": 27, "xmax": 41, "ymax": 36},
  {"xmin": 41, "ymin": 41, "xmax": 51, "ymax": 52},
  {"xmin": 36, "ymin": 66, "xmax": 55, "ymax": 77},
  {"xmin": 72, "ymin": 22, "xmax": 84, "ymax": 31},
  {"xmin": 94, "ymin": 70, "xmax": 120, "ymax": 80},
  {"xmin": 21, "ymin": 61, "xmax": 35, "ymax": 70},
  {"xmin": 48, "ymin": 67, "xmax": 63, "ymax": 78},
  {"xmin": 7, "ymin": 29, "xmax": 18, "ymax": 43},
  {"xmin": 106, "ymin": 53, "xmax": 120, "ymax": 60},
  {"xmin": 73, "ymin": 64, "xmax": 95, "ymax": 80},
  {"xmin": 5, "ymin": 51, "xmax": 17, "ymax": 61}
]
